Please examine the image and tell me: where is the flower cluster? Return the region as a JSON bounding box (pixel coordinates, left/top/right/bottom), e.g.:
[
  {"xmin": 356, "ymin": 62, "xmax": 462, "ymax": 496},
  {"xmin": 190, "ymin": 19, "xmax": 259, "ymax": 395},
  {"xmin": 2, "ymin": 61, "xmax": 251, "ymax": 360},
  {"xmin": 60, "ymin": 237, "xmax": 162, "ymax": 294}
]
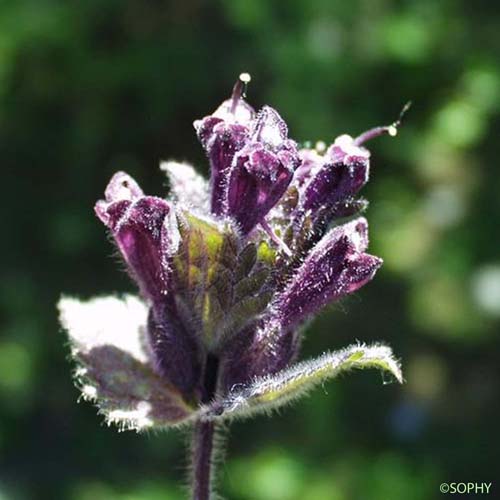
[{"xmin": 59, "ymin": 75, "xmax": 401, "ymax": 432}]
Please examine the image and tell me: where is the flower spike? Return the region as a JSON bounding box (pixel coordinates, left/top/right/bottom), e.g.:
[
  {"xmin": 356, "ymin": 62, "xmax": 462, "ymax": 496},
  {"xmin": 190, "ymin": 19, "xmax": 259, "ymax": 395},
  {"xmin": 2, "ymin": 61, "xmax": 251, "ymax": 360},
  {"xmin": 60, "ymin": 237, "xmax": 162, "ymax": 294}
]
[{"xmin": 60, "ymin": 75, "xmax": 404, "ymax": 500}]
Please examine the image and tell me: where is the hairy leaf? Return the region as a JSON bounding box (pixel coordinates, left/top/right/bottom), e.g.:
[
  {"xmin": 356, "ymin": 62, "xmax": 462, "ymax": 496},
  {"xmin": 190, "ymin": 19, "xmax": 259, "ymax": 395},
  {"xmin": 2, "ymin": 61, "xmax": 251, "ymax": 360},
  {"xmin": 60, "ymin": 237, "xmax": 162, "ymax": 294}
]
[
  {"xmin": 160, "ymin": 161, "xmax": 209, "ymax": 210},
  {"xmin": 58, "ymin": 295, "xmax": 195, "ymax": 431},
  {"xmin": 172, "ymin": 213, "xmax": 239, "ymax": 347},
  {"xmin": 202, "ymin": 343, "xmax": 402, "ymax": 421},
  {"xmin": 235, "ymin": 243, "xmax": 257, "ymax": 281}
]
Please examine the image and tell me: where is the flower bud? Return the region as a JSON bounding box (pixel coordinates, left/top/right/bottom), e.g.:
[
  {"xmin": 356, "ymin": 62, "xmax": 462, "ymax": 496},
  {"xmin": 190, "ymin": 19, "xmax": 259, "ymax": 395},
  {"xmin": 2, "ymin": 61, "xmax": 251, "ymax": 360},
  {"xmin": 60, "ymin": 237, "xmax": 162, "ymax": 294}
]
[
  {"xmin": 275, "ymin": 218, "xmax": 382, "ymax": 328},
  {"xmin": 226, "ymin": 106, "xmax": 299, "ymax": 234},
  {"xmin": 194, "ymin": 77, "xmax": 255, "ymax": 215},
  {"xmin": 95, "ymin": 172, "xmax": 179, "ymax": 305},
  {"xmin": 301, "ymin": 135, "xmax": 370, "ymax": 213}
]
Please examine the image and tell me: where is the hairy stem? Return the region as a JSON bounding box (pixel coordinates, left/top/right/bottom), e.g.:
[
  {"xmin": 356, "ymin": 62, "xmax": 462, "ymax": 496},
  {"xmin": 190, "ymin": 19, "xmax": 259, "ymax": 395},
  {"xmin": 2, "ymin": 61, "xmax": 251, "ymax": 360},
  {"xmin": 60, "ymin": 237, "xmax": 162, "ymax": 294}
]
[
  {"xmin": 191, "ymin": 353, "xmax": 220, "ymax": 499},
  {"xmin": 191, "ymin": 420, "xmax": 217, "ymax": 500}
]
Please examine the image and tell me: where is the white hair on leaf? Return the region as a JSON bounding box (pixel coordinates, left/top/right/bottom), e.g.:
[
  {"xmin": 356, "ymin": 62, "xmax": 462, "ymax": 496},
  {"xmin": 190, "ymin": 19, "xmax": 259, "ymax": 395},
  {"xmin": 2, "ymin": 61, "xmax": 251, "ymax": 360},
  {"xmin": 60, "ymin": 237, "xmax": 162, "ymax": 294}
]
[
  {"xmin": 58, "ymin": 294, "xmax": 195, "ymax": 431},
  {"xmin": 200, "ymin": 343, "xmax": 402, "ymax": 422},
  {"xmin": 160, "ymin": 161, "xmax": 209, "ymax": 210},
  {"xmin": 58, "ymin": 294, "xmax": 149, "ymax": 362}
]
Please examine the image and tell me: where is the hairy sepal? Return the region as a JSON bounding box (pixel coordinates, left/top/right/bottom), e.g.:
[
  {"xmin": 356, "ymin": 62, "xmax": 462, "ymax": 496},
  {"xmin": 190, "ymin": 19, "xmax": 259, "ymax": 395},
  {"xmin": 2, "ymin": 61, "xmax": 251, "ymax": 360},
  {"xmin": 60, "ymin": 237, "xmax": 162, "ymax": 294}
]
[
  {"xmin": 201, "ymin": 343, "xmax": 402, "ymax": 421},
  {"xmin": 58, "ymin": 295, "xmax": 195, "ymax": 431}
]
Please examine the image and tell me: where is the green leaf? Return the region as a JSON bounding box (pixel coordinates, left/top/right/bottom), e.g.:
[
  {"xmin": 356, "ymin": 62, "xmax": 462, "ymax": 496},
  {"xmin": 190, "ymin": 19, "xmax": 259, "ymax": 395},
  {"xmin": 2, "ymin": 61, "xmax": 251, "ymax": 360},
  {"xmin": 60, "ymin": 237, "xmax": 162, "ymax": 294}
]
[
  {"xmin": 201, "ymin": 343, "xmax": 402, "ymax": 421},
  {"xmin": 223, "ymin": 291, "xmax": 274, "ymax": 339},
  {"xmin": 58, "ymin": 295, "xmax": 195, "ymax": 431},
  {"xmin": 172, "ymin": 212, "xmax": 239, "ymax": 348},
  {"xmin": 234, "ymin": 267, "xmax": 270, "ymax": 302},
  {"xmin": 256, "ymin": 240, "xmax": 277, "ymax": 266},
  {"xmin": 235, "ymin": 243, "xmax": 257, "ymax": 281}
]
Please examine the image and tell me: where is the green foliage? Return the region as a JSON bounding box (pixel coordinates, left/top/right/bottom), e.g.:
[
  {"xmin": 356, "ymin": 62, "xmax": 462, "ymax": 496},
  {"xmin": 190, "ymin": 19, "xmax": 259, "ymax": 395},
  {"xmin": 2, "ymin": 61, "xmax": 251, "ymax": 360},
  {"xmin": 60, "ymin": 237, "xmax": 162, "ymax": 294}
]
[
  {"xmin": 202, "ymin": 344, "xmax": 402, "ymax": 421},
  {"xmin": 173, "ymin": 213, "xmax": 274, "ymax": 349}
]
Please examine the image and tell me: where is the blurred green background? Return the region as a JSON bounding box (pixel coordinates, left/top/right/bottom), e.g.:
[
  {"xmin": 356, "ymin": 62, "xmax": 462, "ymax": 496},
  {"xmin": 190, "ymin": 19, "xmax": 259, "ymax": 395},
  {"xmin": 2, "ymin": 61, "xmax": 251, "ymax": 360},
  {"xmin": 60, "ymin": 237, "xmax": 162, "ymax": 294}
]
[{"xmin": 1, "ymin": 0, "xmax": 499, "ymax": 499}]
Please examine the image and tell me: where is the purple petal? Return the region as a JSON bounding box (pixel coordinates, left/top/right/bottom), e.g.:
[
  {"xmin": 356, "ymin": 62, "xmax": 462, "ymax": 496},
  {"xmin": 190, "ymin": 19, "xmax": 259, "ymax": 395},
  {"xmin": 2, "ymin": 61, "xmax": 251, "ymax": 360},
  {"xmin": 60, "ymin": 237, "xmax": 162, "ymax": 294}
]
[
  {"xmin": 275, "ymin": 218, "xmax": 382, "ymax": 328},
  {"xmin": 301, "ymin": 135, "xmax": 370, "ymax": 213},
  {"xmin": 195, "ymin": 119, "xmax": 249, "ymax": 215},
  {"xmin": 95, "ymin": 173, "xmax": 179, "ymax": 304},
  {"xmin": 227, "ymin": 144, "xmax": 296, "ymax": 234},
  {"xmin": 113, "ymin": 197, "xmax": 174, "ymax": 301},
  {"xmin": 327, "ymin": 134, "xmax": 370, "ymax": 164},
  {"xmin": 226, "ymin": 107, "xmax": 299, "ymax": 233},
  {"xmin": 95, "ymin": 172, "xmax": 144, "ymax": 227},
  {"xmin": 294, "ymin": 148, "xmax": 323, "ymax": 187},
  {"xmin": 194, "ymin": 98, "xmax": 255, "ymax": 215},
  {"xmin": 250, "ymin": 106, "xmax": 288, "ymax": 147},
  {"xmin": 212, "ymin": 97, "xmax": 255, "ymax": 125}
]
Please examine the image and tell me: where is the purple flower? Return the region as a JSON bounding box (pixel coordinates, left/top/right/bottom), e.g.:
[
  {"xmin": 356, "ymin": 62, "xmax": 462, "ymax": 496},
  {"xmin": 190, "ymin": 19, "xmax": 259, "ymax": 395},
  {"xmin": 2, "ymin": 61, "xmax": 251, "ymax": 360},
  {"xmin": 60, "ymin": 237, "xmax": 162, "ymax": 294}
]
[
  {"xmin": 94, "ymin": 171, "xmax": 179, "ymax": 306},
  {"xmin": 226, "ymin": 106, "xmax": 299, "ymax": 233},
  {"xmin": 275, "ymin": 217, "xmax": 382, "ymax": 329},
  {"xmin": 300, "ymin": 134, "xmax": 370, "ymax": 213},
  {"xmin": 59, "ymin": 74, "xmax": 403, "ymax": 500},
  {"xmin": 195, "ymin": 78, "xmax": 299, "ymax": 234},
  {"xmin": 194, "ymin": 76, "xmax": 255, "ymax": 215}
]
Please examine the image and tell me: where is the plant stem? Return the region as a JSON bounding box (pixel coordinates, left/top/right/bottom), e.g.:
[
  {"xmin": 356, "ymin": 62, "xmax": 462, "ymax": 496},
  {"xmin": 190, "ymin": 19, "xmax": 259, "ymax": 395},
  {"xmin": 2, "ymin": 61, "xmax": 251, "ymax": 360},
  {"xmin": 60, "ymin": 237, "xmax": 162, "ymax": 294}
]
[
  {"xmin": 191, "ymin": 420, "xmax": 216, "ymax": 500},
  {"xmin": 191, "ymin": 354, "xmax": 220, "ymax": 499}
]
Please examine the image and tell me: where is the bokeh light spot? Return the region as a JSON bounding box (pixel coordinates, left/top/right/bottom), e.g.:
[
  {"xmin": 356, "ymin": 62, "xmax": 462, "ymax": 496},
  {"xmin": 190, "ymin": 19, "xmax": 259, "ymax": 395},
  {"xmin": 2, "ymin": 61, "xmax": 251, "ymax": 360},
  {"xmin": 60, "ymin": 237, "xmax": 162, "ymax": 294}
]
[
  {"xmin": 0, "ymin": 341, "xmax": 32, "ymax": 392},
  {"xmin": 471, "ymin": 264, "xmax": 500, "ymax": 317}
]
